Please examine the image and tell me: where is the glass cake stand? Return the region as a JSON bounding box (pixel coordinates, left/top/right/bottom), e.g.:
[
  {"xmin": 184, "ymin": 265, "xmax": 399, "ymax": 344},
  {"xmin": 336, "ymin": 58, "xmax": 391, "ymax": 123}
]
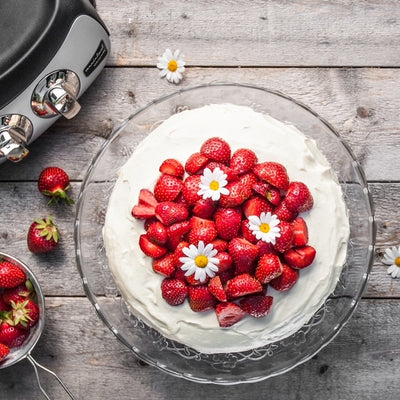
[{"xmin": 74, "ymin": 83, "xmax": 375, "ymax": 384}]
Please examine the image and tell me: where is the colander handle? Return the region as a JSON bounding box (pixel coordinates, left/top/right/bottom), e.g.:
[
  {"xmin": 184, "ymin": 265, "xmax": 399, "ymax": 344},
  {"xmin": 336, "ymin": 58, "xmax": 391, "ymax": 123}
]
[{"xmin": 26, "ymin": 354, "xmax": 77, "ymax": 400}]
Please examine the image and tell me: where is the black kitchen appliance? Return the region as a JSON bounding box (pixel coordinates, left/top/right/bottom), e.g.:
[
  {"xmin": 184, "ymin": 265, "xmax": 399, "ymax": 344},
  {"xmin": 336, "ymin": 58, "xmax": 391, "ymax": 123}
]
[{"xmin": 0, "ymin": 0, "xmax": 110, "ymax": 163}]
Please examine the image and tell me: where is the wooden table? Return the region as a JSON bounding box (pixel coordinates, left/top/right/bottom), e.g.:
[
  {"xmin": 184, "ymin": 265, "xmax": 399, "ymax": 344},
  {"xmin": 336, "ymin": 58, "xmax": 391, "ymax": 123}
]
[{"xmin": 1, "ymin": 1, "xmax": 399, "ymax": 398}]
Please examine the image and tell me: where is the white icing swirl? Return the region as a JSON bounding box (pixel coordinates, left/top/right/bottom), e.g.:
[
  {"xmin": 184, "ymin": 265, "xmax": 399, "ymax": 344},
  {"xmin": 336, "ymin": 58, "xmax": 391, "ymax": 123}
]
[{"xmin": 103, "ymin": 104, "xmax": 349, "ymax": 354}]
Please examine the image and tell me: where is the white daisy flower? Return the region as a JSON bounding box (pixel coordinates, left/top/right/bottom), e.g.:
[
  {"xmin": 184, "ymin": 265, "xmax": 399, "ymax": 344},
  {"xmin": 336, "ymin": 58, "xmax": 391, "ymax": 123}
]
[
  {"xmin": 157, "ymin": 49, "xmax": 185, "ymax": 84},
  {"xmin": 197, "ymin": 167, "xmax": 229, "ymax": 201},
  {"xmin": 382, "ymin": 246, "xmax": 400, "ymax": 278},
  {"xmin": 248, "ymin": 212, "xmax": 281, "ymax": 244},
  {"xmin": 179, "ymin": 241, "xmax": 220, "ymax": 283}
]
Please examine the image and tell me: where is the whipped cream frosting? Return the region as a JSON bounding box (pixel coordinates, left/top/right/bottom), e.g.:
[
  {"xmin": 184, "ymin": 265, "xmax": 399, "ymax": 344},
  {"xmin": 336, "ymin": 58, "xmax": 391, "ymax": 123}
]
[{"xmin": 103, "ymin": 104, "xmax": 349, "ymax": 354}]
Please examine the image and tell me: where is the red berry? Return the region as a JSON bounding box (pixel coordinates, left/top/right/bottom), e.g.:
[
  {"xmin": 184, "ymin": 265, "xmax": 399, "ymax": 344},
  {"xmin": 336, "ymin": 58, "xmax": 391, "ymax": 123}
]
[
  {"xmin": 182, "ymin": 175, "xmax": 202, "ymax": 205},
  {"xmin": 242, "ymin": 196, "xmax": 274, "ymax": 219},
  {"xmin": 38, "ymin": 166, "xmax": 74, "ymax": 205},
  {"xmin": 273, "ymin": 221, "xmax": 294, "ymax": 253},
  {"xmin": 220, "ymin": 181, "xmax": 251, "ymax": 208},
  {"xmin": 208, "ymin": 276, "xmax": 227, "ymax": 302},
  {"xmin": 188, "ymin": 285, "xmax": 216, "ymax": 312},
  {"xmin": 132, "ymin": 189, "xmax": 159, "ymax": 219},
  {"xmin": 139, "ymin": 234, "xmax": 168, "ymax": 258},
  {"xmin": 154, "ymin": 174, "xmax": 183, "ymax": 202},
  {"xmin": 204, "ymin": 161, "xmax": 238, "ymax": 182},
  {"xmin": 146, "ymin": 221, "xmax": 168, "ymax": 246},
  {"xmin": 214, "ymin": 207, "xmax": 242, "ymax": 241},
  {"xmin": 185, "ymin": 152, "xmax": 209, "ymax": 175},
  {"xmin": 0, "ymin": 321, "xmax": 29, "ymax": 348},
  {"xmin": 10, "ymin": 299, "xmax": 40, "ymax": 329},
  {"xmin": 159, "ymin": 158, "xmax": 185, "ymax": 178},
  {"xmin": 0, "ymin": 261, "xmax": 26, "ymax": 289},
  {"xmin": 200, "ymin": 137, "xmax": 231, "ymax": 165},
  {"xmin": 241, "ymin": 219, "xmax": 258, "ymax": 244},
  {"xmin": 225, "ymin": 273, "xmax": 263, "ymax": 298},
  {"xmin": 269, "ymin": 264, "xmax": 299, "ymax": 291},
  {"xmin": 161, "ymin": 278, "xmax": 188, "ymax": 306},
  {"xmin": 240, "ymin": 294, "xmax": 273, "ymax": 318},
  {"xmin": 155, "ymin": 202, "xmax": 189, "ymax": 226},
  {"xmin": 2, "ymin": 280, "xmax": 34, "ymax": 305},
  {"xmin": 284, "ymin": 245, "xmax": 316, "ymax": 269},
  {"xmin": 215, "ymin": 302, "xmax": 246, "ymax": 327},
  {"xmin": 188, "ymin": 217, "xmax": 217, "ymax": 246},
  {"xmin": 213, "ymin": 252, "xmax": 233, "ymax": 272},
  {"xmin": 255, "ymin": 254, "xmax": 283, "ymax": 284},
  {"xmin": 192, "ymin": 198, "xmax": 216, "ymax": 219},
  {"xmin": 274, "ymin": 200, "xmax": 298, "ymax": 222},
  {"xmin": 166, "ymin": 221, "xmax": 191, "ymax": 250},
  {"xmin": 153, "ymin": 253, "xmax": 177, "ymax": 276},
  {"xmin": 253, "ymin": 162, "xmax": 290, "ymax": 191},
  {"xmin": 230, "ymin": 148, "xmax": 258, "ymax": 174},
  {"xmin": 27, "ymin": 216, "xmax": 60, "ymax": 254},
  {"xmin": 292, "ymin": 217, "xmax": 309, "ymax": 246},
  {"xmin": 228, "ymin": 238, "xmax": 259, "ymax": 275},
  {"xmin": 0, "ymin": 343, "xmax": 10, "ymax": 362},
  {"xmin": 285, "ymin": 182, "xmax": 314, "ymax": 213}
]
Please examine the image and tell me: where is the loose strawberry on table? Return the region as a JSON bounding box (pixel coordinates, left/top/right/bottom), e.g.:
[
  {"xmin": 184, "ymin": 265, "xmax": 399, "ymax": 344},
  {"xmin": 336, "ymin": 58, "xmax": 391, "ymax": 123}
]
[
  {"xmin": 38, "ymin": 166, "xmax": 74, "ymax": 205},
  {"xmin": 130, "ymin": 136, "xmax": 317, "ymax": 329},
  {"xmin": 27, "ymin": 216, "xmax": 60, "ymax": 253}
]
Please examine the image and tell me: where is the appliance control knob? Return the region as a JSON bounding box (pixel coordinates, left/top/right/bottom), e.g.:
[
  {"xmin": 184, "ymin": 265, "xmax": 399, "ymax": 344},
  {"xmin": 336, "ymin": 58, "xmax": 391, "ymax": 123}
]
[
  {"xmin": 0, "ymin": 115, "xmax": 33, "ymax": 162},
  {"xmin": 31, "ymin": 70, "xmax": 81, "ymax": 119}
]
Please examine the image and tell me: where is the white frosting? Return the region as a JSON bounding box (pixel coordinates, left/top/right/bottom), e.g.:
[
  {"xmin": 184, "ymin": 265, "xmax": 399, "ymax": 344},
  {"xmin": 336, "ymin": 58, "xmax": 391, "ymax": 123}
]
[{"xmin": 103, "ymin": 104, "xmax": 349, "ymax": 354}]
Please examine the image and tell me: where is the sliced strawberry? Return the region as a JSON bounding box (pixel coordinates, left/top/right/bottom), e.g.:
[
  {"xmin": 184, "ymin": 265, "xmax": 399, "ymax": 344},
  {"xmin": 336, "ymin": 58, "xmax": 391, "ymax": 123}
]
[
  {"xmin": 138, "ymin": 189, "xmax": 158, "ymax": 208},
  {"xmin": 153, "ymin": 253, "xmax": 177, "ymax": 276},
  {"xmin": 252, "ymin": 181, "xmax": 281, "ymax": 206},
  {"xmin": 217, "ymin": 269, "xmax": 235, "ymax": 284},
  {"xmin": 0, "ymin": 343, "xmax": 10, "ymax": 362},
  {"xmin": 284, "ymin": 245, "xmax": 316, "ymax": 269},
  {"xmin": 159, "ymin": 158, "xmax": 185, "ymax": 178},
  {"xmin": 210, "ymin": 238, "xmax": 228, "ymax": 252},
  {"xmin": 192, "ymin": 198, "xmax": 216, "ymax": 219},
  {"xmin": 255, "ymin": 254, "xmax": 283, "ymax": 284},
  {"xmin": 242, "ymin": 196, "xmax": 274, "ymax": 219},
  {"xmin": 269, "ymin": 264, "xmax": 299, "ymax": 291},
  {"xmin": 166, "ymin": 221, "xmax": 191, "ymax": 250},
  {"xmin": 228, "ymin": 238, "xmax": 259, "ymax": 275},
  {"xmin": 188, "ymin": 285, "xmax": 216, "ymax": 312},
  {"xmin": 220, "ymin": 180, "xmax": 251, "ymax": 207},
  {"xmin": 185, "ymin": 152, "xmax": 209, "ymax": 175},
  {"xmin": 131, "ymin": 204, "xmax": 156, "ymax": 219},
  {"xmin": 188, "ymin": 217, "xmax": 217, "ymax": 246},
  {"xmin": 256, "ymin": 240, "xmax": 277, "ymax": 258},
  {"xmin": 0, "ymin": 261, "xmax": 26, "ymax": 289},
  {"xmin": 214, "ymin": 207, "xmax": 242, "ymax": 241},
  {"xmin": 155, "ymin": 202, "xmax": 189, "ymax": 226},
  {"xmin": 154, "ymin": 174, "xmax": 183, "ymax": 202},
  {"xmin": 292, "ymin": 217, "xmax": 309, "ymax": 246},
  {"xmin": 253, "ymin": 162, "xmax": 290, "ymax": 191},
  {"xmin": 161, "ymin": 278, "xmax": 188, "ymax": 306},
  {"xmin": 214, "ymin": 252, "xmax": 233, "ymax": 273},
  {"xmin": 208, "ymin": 276, "xmax": 227, "ymax": 302},
  {"xmin": 139, "ymin": 234, "xmax": 168, "ymax": 258},
  {"xmin": 215, "ymin": 302, "xmax": 246, "ymax": 327},
  {"xmin": 230, "ymin": 148, "xmax": 258, "ymax": 174},
  {"xmin": 285, "ymin": 182, "xmax": 313, "ymax": 213},
  {"xmin": 146, "ymin": 221, "xmax": 168, "ymax": 246},
  {"xmin": 182, "ymin": 175, "xmax": 202, "ymax": 205},
  {"xmin": 273, "ymin": 221, "xmax": 294, "ymax": 253},
  {"xmin": 200, "ymin": 137, "xmax": 231, "ymax": 165},
  {"xmin": 0, "ymin": 321, "xmax": 29, "ymax": 348},
  {"xmin": 241, "ymin": 219, "xmax": 258, "ymax": 244},
  {"xmin": 240, "ymin": 294, "xmax": 273, "ymax": 318},
  {"xmin": 225, "ymin": 273, "xmax": 263, "ymax": 298},
  {"xmin": 274, "ymin": 200, "xmax": 298, "ymax": 222}
]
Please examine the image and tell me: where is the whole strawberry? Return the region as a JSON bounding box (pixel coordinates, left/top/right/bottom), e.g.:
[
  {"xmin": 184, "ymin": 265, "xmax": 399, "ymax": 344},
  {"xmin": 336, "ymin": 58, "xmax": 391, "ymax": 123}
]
[
  {"xmin": 38, "ymin": 166, "xmax": 74, "ymax": 205},
  {"xmin": 0, "ymin": 343, "xmax": 10, "ymax": 362},
  {"xmin": 27, "ymin": 216, "xmax": 60, "ymax": 253},
  {"xmin": 0, "ymin": 261, "xmax": 26, "ymax": 288},
  {"xmin": 10, "ymin": 299, "xmax": 40, "ymax": 329},
  {"xmin": 0, "ymin": 321, "xmax": 29, "ymax": 348}
]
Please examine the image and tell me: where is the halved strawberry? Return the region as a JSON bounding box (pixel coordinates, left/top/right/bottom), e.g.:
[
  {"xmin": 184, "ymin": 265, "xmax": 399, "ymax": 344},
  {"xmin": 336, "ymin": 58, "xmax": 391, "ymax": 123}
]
[
  {"xmin": 153, "ymin": 253, "xmax": 177, "ymax": 276},
  {"xmin": 255, "ymin": 254, "xmax": 283, "ymax": 284},
  {"xmin": 214, "ymin": 207, "xmax": 242, "ymax": 241},
  {"xmin": 192, "ymin": 198, "xmax": 216, "ymax": 219},
  {"xmin": 214, "ymin": 252, "xmax": 233, "ymax": 272},
  {"xmin": 185, "ymin": 152, "xmax": 209, "ymax": 175},
  {"xmin": 225, "ymin": 273, "xmax": 263, "ymax": 298},
  {"xmin": 220, "ymin": 181, "xmax": 251, "ymax": 207},
  {"xmin": 166, "ymin": 221, "xmax": 191, "ymax": 250},
  {"xmin": 256, "ymin": 240, "xmax": 277, "ymax": 258},
  {"xmin": 146, "ymin": 221, "xmax": 168, "ymax": 246},
  {"xmin": 182, "ymin": 175, "xmax": 202, "ymax": 205},
  {"xmin": 285, "ymin": 182, "xmax": 313, "ymax": 213},
  {"xmin": 215, "ymin": 302, "xmax": 246, "ymax": 327},
  {"xmin": 273, "ymin": 221, "xmax": 294, "ymax": 253},
  {"xmin": 241, "ymin": 219, "xmax": 258, "ymax": 244},
  {"xmin": 292, "ymin": 217, "xmax": 309, "ymax": 246},
  {"xmin": 173, "ymin": 241, "xmax": 190, "ymax": 266},
  {"xmin": 210, "ymin": 238, "xmax": 228, "ymax": 252},
  {"xmin": 154, "ymin": 174, "xmax": 183, "ymax": 202},
  {"xmin": 161, "ymin": 278, "xmax": 188, "ymax": 306},
  {"xmin": 200, "ymin": 137, "xmax": 231, "ymax": 165},
  {"xmin": 155, "ymin": 202, "xmax": 189, "ymax": 226},
  {"xmin": 242, "ymin": 196, "xmax": 274, "ymax": 219},
  {"xmin": 188, "ymin": 285, "xmax": 216, "ymax": 312},
  {"xmin": 230, "ymin": 148, "xmax": 258, "ymax": 174},
  {"xmin": 139, "ymin": 234, "xmax": 168, "ymax": 258},
  {"xmin": 252, "ymin": 181, "xmax": 281, "ymax": 206},
  {"xmin": 138, "ymin": 188, "xmax": 159, "ymax": 208},
  {"xmin": 284, "ymin": 245, "xmax": 316, "ymax": 269},
  {"xmin": 269, "ymin": 264, "xmax": 299, "ymax": 291},
  {"xmin": 159, "ymin": 158, "xmax": 185, "ymax": 178},
  {"xmin": 188, "ymin": 217, "xmax": 217, "ymax": 246},
  {"xmin": 253, "ymin": 162, "xmax": 290, "ymax": 191},
  {"xmin": 240, "ymin": 294, "xmax": 273, "ymax": 318},
  {"xmin": 208, "ymin": 276, "xmax": 227, "ymax": 302},
  {"xmin": 131, "ymin": 189, "xmax": 159, "ymax": 219},
  {"xmin": 228, "ymin": 238, "xmax": 259, "ymax": 275},
  {"xmin": 274, "ymin": 200, "xmax": 298, "ymax": 222}
]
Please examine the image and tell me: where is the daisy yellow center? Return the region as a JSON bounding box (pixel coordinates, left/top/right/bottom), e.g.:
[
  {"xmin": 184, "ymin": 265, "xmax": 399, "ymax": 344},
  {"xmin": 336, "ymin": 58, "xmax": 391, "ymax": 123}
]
[
  {"xmin": 195, "ymin": 255, "xmax": 208, "ymax": 268},
  {"xmin": 395, "ymin": 256, "xmax": 400, "ymax": 267},
  {"xmin": 168, "ymin": 60, "xmax": 178, "ymax": 72},
  {"xmin": 209, "ymin": 180, "xmax": 220, "ymax": 191},
  {"xmin": 259, "ymin": 223, "xmax": 270, "ymax": 233}
]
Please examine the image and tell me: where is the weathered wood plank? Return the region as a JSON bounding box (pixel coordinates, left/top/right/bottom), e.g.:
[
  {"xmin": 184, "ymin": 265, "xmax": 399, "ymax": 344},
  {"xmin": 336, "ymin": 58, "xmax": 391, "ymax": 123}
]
[
  {"xmin": 97, "ymin": 0, "xmax": 400, "ymax": 67},
  {"xmin": 0, "ymin": 67, "xmax": 399, "ymax": 181},
  {"xmin": 1, "ymin": 297, "xmax": 400, "ymax": 400}
]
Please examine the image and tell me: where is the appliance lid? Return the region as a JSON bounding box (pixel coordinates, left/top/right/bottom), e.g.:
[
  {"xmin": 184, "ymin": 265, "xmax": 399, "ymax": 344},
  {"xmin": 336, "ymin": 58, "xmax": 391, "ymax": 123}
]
[{"xmin": 0, "ymin": 0, "xmax": 108, "ymax": 110}]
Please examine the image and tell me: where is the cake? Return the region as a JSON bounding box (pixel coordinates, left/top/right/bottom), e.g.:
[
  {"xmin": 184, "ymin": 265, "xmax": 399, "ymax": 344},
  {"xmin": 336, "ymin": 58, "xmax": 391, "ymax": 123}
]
[{"xmin": 103, "ymin": 104, "xmax": 349, "ymax": 354}]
